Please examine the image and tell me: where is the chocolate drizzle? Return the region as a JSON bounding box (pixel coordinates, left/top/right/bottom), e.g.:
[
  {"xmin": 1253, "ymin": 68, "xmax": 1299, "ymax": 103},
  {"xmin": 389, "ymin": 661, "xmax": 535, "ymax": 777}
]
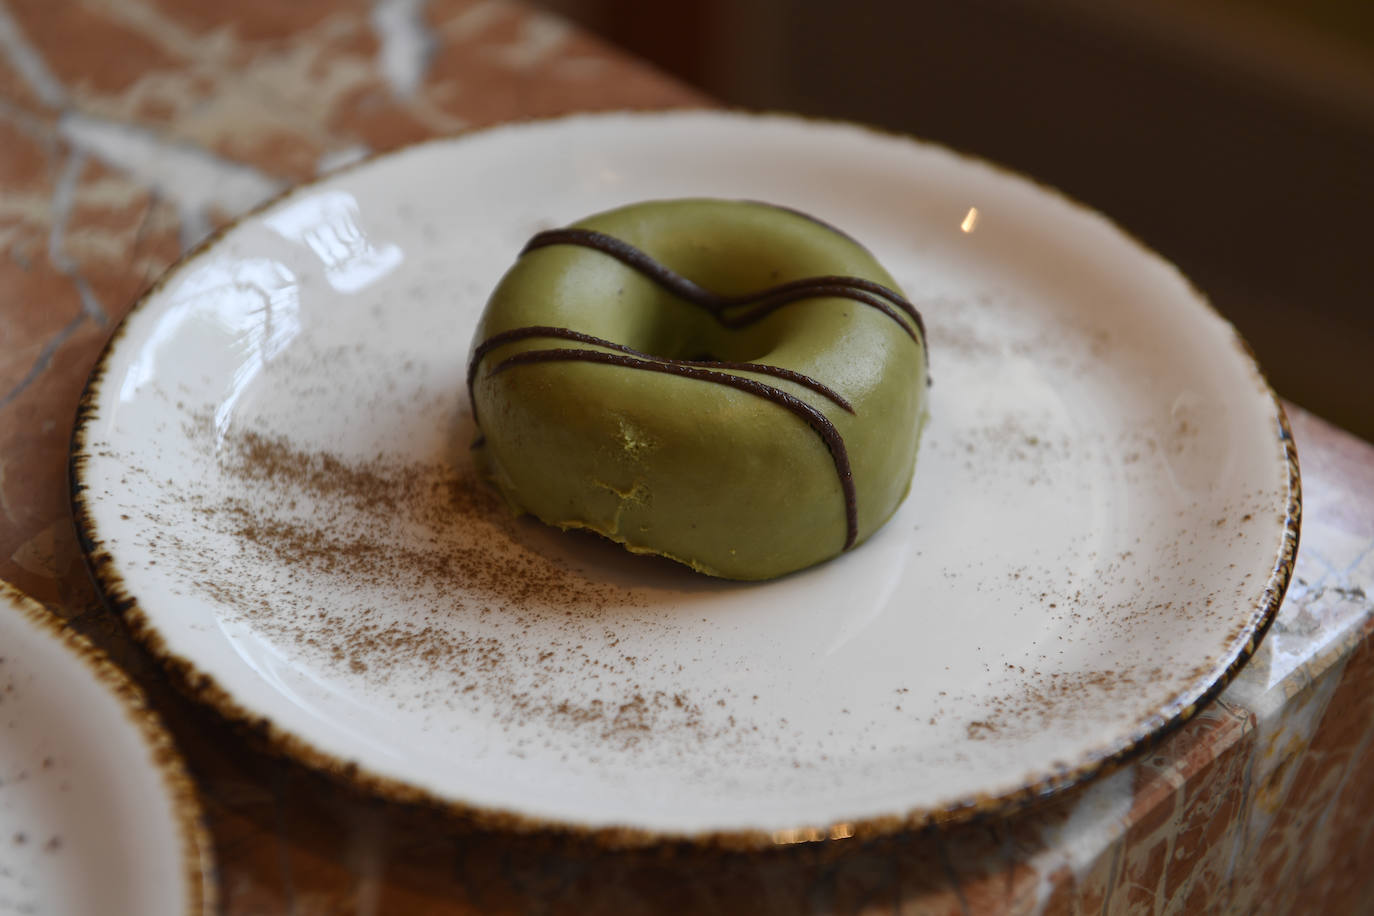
[
  {"xmin": 487, "ymin": 347, "xmax": 858, "ymax": 546},
  {"xmin": 523, "ymin": 228, "xmax": 927, "ymax": 352},
  {"xmin": 469, "ymin": 326, "xmax": 854, "ymax": 413},
  {"xmin": 470, "ymin": 215, "xmax": 929, "ymax": 554}
]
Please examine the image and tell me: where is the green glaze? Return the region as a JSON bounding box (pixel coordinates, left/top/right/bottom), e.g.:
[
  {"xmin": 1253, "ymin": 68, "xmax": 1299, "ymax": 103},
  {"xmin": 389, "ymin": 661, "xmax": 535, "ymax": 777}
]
[{"xmin": 467, "ymin": 199, "xmax": 929, "ymax": 580}]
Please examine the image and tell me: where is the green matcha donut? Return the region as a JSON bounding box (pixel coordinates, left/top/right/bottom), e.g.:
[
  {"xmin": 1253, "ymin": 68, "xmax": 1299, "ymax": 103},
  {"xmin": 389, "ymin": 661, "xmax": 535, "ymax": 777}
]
[{"xmin": 466, "ymin": 199, "xmax": 929, "ymax": 580}]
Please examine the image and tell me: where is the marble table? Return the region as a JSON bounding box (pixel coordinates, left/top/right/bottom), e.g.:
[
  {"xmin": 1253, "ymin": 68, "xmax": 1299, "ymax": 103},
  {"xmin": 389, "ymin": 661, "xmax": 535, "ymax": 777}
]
[{"xmin": 2, "ymin": 1, "xmax": 1372, "ymax": 912}]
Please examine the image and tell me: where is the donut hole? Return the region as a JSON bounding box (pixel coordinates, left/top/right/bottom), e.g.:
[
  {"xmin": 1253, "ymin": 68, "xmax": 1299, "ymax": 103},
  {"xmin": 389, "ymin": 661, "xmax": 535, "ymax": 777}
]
[{"xmin": 629, "ymin": 311, "xmax": 784, "ymax": 367}]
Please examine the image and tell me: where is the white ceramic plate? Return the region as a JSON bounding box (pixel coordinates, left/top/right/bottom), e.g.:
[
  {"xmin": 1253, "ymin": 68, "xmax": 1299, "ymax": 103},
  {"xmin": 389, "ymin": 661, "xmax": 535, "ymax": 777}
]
[
  {"xmin": 0, "ymin": 583, "xmax": 213, "ymax": 913},
  {"xmin": 72, "ymin": 111, "xmax": 1298, "ymax": 844}
]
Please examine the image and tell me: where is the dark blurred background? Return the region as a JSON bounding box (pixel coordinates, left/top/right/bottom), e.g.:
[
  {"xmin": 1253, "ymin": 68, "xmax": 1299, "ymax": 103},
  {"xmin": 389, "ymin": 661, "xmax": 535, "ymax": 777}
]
[{"xmin": 534, "ymin": 0, "xmax": 1374, "ymax": 442}]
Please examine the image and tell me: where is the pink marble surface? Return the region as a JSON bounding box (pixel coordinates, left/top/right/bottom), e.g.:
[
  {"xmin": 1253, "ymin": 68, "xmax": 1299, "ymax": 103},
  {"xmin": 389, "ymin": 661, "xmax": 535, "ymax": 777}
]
[{"xmin": 2, "ymin": 2, "xmax": 1373, "ymax": 912}]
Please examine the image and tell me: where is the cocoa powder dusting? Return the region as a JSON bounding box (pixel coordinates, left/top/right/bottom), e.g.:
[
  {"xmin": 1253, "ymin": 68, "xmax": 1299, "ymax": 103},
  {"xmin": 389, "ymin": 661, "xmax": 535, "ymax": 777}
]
[{"xmin": 148, "ymin": 416, "xmax": 749, "ymax": 756}]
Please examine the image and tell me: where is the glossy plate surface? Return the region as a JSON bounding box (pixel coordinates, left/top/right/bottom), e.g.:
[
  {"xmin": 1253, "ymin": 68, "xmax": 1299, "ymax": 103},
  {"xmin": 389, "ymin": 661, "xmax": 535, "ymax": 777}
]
[
  {"xmin": 72, "ymin": 111, "xmax": 1297, "ymax": 842},
  {"xmin": 0, "ymin": 583, "xmax": 211, "ymax": 913}
]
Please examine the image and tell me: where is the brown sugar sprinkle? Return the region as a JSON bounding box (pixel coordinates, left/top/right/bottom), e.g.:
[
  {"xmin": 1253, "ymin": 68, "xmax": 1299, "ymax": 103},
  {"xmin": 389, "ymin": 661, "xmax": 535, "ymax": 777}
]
[{"xmin": 153, "ymin": 417, "xmax": 751, "ymax": 754}]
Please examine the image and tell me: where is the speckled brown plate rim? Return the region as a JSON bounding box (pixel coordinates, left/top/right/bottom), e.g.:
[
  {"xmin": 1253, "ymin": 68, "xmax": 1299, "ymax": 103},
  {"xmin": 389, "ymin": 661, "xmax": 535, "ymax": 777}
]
[
  {"xmin": 69, "ymin": 109, "xmax": 1301, "ymax": 852},
  {"xmin": 0, "ymin": 580, "xmax": 217, "ymax": 911}
]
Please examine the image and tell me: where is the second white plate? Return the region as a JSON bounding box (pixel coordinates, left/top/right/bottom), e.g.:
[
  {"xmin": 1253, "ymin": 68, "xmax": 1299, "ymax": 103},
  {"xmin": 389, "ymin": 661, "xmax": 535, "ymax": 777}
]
[
  {"xmin": 72, "ymin": 111, "xmax": 1297, "ymax": 843},
  {"xmin": 0, "ymin": 583, "xmax": 212, "ymax": 913}
]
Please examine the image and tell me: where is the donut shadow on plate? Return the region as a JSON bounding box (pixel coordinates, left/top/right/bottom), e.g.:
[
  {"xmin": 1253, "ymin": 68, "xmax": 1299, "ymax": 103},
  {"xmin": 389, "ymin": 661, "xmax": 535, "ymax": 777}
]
[
  {"xmin": 447, "ymin": 406, "xmax": 741, "ymax": 599},
  {"xmin": 501, "ymin": 516, "xmax": 747, "ymax": 596}
]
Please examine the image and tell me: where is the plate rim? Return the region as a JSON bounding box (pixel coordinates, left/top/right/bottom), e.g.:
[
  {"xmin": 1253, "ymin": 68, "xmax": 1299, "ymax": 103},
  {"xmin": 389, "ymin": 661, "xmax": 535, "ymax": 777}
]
[
  {"xmin": 0, "ymin": 580, "xmax": 217, "ymax": 913},
  {"xmin": 68, "ymin": 108, "xmax": 1301, "ymax": 850}
]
